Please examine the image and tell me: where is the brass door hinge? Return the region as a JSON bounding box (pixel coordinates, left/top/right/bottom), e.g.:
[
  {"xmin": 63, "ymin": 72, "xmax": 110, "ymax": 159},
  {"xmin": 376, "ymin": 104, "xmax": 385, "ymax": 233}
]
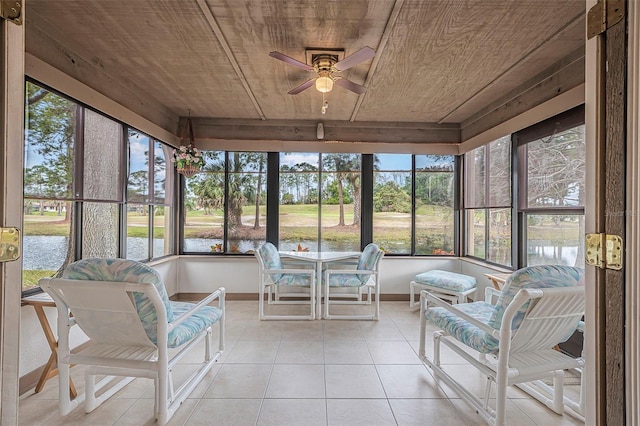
[
  {"xmin": 587, "ymin": 0, "xmax": 624, "ymax": 39},
  {"xmin": 0, "ymin": 227, "xmax": 20, "ymax": 262},
  {"xmin": 0, "ymin": 0, "xmax": 22, "ymax": 25},
  {"xmin": 585, "ymin": 233, "xmax": 623, "ymax": 270}
]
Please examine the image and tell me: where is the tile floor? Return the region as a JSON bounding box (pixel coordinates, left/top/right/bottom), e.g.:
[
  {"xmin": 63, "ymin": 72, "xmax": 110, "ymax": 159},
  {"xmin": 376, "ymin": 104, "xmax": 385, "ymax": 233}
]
[{"xmin": 19, "ymin": 301, "xmax": 585, "ymax": 425}]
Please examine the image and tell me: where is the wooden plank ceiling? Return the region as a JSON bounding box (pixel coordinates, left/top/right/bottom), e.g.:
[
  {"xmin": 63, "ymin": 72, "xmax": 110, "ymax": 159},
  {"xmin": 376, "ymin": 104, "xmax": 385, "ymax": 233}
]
[{"xmin": 25, "ymin": 0, "xmax": 585, "ymax": 146}]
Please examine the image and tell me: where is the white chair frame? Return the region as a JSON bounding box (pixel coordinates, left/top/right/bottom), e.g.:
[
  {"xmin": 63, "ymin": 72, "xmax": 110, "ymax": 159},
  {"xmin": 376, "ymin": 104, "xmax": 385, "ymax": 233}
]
[
  {"xmin": 255, "ymin": 252, "xmax": 316, "ymax": 320},
  {"xmin": 323, "ymin": 259, "xmax": 366, "ymax": 303},
  {"xmin": 40, "ymin": 278, "xmax": 225, "ymax": 425},
  {"xmin": 409, "ymin": 279, "xmax": 476, "ymax": 310},
  {"xmin": 323, "ymin": 261, "xmax": 382, "ymax": 320},
  {"xmin": 419, "ymin": 286, "xmax": 584, "ymax": 426}
]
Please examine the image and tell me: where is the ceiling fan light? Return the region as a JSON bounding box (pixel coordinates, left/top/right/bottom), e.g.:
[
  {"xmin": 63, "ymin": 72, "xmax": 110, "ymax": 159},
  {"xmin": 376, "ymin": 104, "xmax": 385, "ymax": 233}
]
[{"xmin": 315, "ymin": 76, "xmax": 334, "ymax": 93}]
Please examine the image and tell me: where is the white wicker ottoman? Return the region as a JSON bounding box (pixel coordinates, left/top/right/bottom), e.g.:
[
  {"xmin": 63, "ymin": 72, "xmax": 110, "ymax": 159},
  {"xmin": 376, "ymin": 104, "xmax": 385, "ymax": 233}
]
[{"xmin": 409, "ymin": 270, "xmax": 477, "ymax": 309}]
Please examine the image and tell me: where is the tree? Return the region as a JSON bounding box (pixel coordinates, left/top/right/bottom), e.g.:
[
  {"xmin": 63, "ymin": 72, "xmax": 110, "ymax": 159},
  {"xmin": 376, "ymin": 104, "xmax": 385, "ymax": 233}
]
[
  {"xmin": 323, "ymin": 154, "xmax": 360, "ymax": 226},
  {"xmin": 25, "ymin": 84, "xmax": 75, "ymax": 219},
  {"xmin": 373, "ymin": 181, "xmax": 412, "ymax": 213}
]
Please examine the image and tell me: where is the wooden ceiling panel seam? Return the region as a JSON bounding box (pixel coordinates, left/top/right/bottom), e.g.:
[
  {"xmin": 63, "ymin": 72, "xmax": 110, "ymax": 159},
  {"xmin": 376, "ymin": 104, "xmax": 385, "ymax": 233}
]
[
  {"xmin": 349, "ymin": 0, "xmax": 406, "ymax": 122},
  {"xmin": 195, "ymin": 0, "xmax": 266, "ymax": 120},
  {"xmin": 461, "ymin": 47, "xmax": 585, "ymax": 133},
  {"xmin": 436, "ymin": 11, "xmax": 586, "ymax": 125}
]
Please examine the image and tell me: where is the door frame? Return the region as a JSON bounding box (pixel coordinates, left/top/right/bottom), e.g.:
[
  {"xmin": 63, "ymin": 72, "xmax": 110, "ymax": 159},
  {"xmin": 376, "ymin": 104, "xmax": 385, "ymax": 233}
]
[
  {"xmin": 0, "ymin": 11, "xmax": 25, "ymax": 425},
  {"xmin": 625, "ymin": 1, "xmax": 640, "ymax": 424}
]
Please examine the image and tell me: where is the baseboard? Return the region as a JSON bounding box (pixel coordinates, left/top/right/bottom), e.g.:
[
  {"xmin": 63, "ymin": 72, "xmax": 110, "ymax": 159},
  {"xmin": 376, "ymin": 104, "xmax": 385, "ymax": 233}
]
[
  {"xmin": 173, "ymin": 292, "xmax": 411, "ymax": 302},
  {"xmin": 19, "ymin": 340, "xmax": 93, "ymax": 396}
]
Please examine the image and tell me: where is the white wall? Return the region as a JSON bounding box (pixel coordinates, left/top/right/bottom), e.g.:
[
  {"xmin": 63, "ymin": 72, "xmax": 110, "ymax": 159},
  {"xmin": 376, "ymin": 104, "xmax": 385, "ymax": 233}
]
[{"xmin": 175, "ymin": 255, "xmax": 509, "ymax": 301}]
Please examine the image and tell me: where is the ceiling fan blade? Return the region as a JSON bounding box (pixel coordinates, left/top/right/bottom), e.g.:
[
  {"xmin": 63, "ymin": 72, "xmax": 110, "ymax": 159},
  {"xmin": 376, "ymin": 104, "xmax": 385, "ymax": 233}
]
[
  {"xmin": 334, "ymin": 77, "xmax": 367, "ymax": 95},
  {"xmin": 269, "ymin": 51, "xmax": 314, "ymax": 71},
  {"xmin": 334, "ymin": 46, "xmax": 375, "ymax": 71},
  {"xmin": 288, "ymin": 78, "xmax": 316, "ymax": 95}
]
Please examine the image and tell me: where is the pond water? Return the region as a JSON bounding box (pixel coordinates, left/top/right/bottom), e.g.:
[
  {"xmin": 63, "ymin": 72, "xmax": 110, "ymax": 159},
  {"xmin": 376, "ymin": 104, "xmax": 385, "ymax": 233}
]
[{"xmin": 22, "ymin": 236, "xmax": 582, "ymax": 269}]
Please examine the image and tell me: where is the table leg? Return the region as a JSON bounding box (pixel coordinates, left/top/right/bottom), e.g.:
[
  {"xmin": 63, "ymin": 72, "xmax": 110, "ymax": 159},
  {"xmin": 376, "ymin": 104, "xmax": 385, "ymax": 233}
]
[
  {"xmin": 32, "ymin": 305, "xmax": 77, "ymax": 398},
  {"xmin": 316, "ymin": 260, "xmax": 322, "ymax": 319}
]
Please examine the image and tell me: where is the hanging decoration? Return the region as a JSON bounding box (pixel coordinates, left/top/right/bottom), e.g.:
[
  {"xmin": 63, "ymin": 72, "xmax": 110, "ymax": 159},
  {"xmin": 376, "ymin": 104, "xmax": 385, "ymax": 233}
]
[{"xmin": 173, "ymin": 112, "xmax": 204, "ymax": 178}]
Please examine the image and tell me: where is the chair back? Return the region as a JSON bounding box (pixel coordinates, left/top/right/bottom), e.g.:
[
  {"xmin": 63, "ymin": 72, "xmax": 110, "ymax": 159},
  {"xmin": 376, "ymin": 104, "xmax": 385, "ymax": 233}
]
[
  {"xmin": 61, "ymin": 258, "xmax": 173, "ymax": 344},
  {"xmin": 42, "ymin": 278, "xmax": 160, "ymax": 348},
  {"xmin": 488, "ymin": 265, "xmax": 584, "ymax": 330},
  {"xmin": 256, "ymin": 242, "xmax": 284, "ymax": 282},
  {"xmin": 355, "ymin": 243, "xmax": 384, "ymax": 283},
  {"xmin": 509, "ymin": 286, "xmax": 584, "ymax": 352}
]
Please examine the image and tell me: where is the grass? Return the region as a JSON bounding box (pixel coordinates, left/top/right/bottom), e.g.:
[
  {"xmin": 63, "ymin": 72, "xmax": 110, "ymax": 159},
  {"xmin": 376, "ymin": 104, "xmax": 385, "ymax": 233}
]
[
  {"xmin": 22, "ymin": 269, "xmax": 56, "ymax": 290},
  {"xmin": 23, "ymin": 205, "xmax": 581, "ymax": 246}
]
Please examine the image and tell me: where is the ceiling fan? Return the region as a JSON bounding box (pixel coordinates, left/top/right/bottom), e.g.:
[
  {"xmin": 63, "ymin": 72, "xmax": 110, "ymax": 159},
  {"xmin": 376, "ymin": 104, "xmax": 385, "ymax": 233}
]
[{"xmin": 269, "ymin": 46, "xmax": 375, "ymax": 95}]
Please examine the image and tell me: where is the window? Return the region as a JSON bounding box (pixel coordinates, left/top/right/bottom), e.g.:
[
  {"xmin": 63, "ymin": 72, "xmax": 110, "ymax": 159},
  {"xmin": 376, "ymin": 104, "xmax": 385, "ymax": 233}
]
[
  {"xmin": 227, "ymin": 152, "xmax": 267, "ymax": 253},
  {"xmin": 518, "ymin": 109, "xmax": 585, "ymax": 267},
  {"xmin": 279, "ymin": 152, "xmax": 320, "ymax": 251},
  {"xmin": 23, "ymin": 80, "xmax": 176, "ymax": 293},
  {"xmin": 464, "ymin": 136, "xmax": 512, "ymax": 266},
  {"xmin": 126, "ymin": 131, "xmax": 174, "ymax": 260},
  {"xmin": 415, "ymin": 155, "xmax": 455, "ymax": 255},
  {"xmin": 321, "ymin": 153, "xmax": 361, "ymax": 251},
  {"xmin": 23, "ymin": 82, "xmax": 77, "ymax": 292},
  {"xmin": 183, "ymin": 151, "xmax": 224, "ymax": 252},
  {"xmin": 183, "ymin": 151, "xmax": 266, "ymax": 254},
  {"xmin": 373, "ymin": 154, "xmax": 412, "ymax": 254}
]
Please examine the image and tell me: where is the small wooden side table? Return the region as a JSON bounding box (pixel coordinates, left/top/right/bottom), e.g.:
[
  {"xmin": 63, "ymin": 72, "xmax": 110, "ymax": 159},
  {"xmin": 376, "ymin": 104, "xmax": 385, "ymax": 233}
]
[
  {"xmin": 22, "ymin": 292, "xmax": 77, "ymax": 398},
  {"xmin": 484, "ymin": 273, "xmax": 511, "ymax": 290}
]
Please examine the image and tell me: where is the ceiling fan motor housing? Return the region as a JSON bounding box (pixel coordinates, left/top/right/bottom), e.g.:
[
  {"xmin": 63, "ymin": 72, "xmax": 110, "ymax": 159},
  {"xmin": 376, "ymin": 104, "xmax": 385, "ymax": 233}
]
[{"xmin": 312, "ymin": 54, "xmax": 339, "ymax": 72}]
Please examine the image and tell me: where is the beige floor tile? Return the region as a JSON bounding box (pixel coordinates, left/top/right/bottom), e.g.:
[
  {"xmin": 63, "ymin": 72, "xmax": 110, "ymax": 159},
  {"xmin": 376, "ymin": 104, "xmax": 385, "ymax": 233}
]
[
  {"xmin": 240, "ymin": 321, "xmax": 287, "ymax": 340},
  {"xmin": 203, "ymin": 363, "xmax": 272, "ymax": 399},
  {"xmin": 111, "ymin": 398, "xmax": 199, "ymax": 425},
  {"xmin": 275, "ymin": 340, "xmax": 325, "ymax": 364},
  {"xmin": 185, "ymin": 363, "xmax": 222, "ymax": 399},
  {"xmin": 367, "ymin": 340, "xmax": 422, "ymax": 364},
  {"xmin": 510, "ymin": 398, "xmax": 585, "ymax": 426},
  {"xmin": 265, "ymin": 364, "xmax": 325, "ymax": 398},
  {"xmin": 257, "ymin": 399, "xmax": 327, "ymax": 426},
  {"xmin": 376, "ymin": 364, "xmax": 448, "ymax": 399},
  {"xmin": 325, "ymin": 365, "xmax": 386, "ymax": 398},
  {"xmin": 324, "ymin": 339, "xmax": 373, "ymax": 364},
  {"xmin": 278, "ymin": 320, "xmax": 324, "ymax": 340},
  {"xmin": 322, "ymin": 320, "xmax": 365, "ymax": 340},
  {"xmin": 186, "ymin": 399, "xmax": 261, "ymax": 425},
  {"xmin": 18, "ymin": 301, "xmax": 584, "ymax": 426},
  {"xmin": 225, "ymin": 339, "xmax": 280, "ymax": 363},
  {"xmin": 39, "ymin": 395, "xmax": 137, "ymax": 426},
  {"xmin": 389, "ymin": 398, "xmax": 468, "ymax": 426},
  {"xmin": 327, "ymin": 399, "xmax": 396, "ymax": 426},
  {"xmin": 450, "ymin": 398, "xmax": 537, "ymax": 426},
  {"xmin": 18, "ymin": 394, "xmax": 58, "ymax": 425},
  {"xmin": 359, "ymin": 321, "xmax": 406, "ymax": 341}
]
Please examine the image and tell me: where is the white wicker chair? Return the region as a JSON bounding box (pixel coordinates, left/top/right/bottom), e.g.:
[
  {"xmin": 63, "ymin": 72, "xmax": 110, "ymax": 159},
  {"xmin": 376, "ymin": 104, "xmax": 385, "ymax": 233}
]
[
  {"xmin": 419, "ymin": 265, "xmax": 585, "ymax": 426},
  {"xmin": 40, "ymin": 258, "xmax": 225, "ymax": 425}
]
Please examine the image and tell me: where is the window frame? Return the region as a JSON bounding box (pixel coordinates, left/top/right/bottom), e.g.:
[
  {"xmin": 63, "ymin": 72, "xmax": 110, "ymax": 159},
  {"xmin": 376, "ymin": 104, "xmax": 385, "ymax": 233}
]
[{"xmin": 22, "ymin": 79, "xmax": 177, "ymax": 296}]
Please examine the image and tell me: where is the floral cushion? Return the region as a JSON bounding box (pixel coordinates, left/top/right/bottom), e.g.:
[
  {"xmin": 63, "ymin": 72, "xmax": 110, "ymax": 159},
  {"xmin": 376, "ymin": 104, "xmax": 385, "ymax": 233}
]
[
  {"xmin": 258, "ymin": 242, "xmax": 313, "ymax": 287},
  {"xmin": 327, "ymin": 243, "xmax": 383, "ymax": 287},
  {"xmin": 414, "ymin": 270, "xmax": 477, "ymax": 292},
  {"xmin": 258, "ymin": 242, "xmax": 284, "ymax": 282},
  {"xmin": 327, "ymin": 274, "xmax": 368, "ymax": 287},
  {"xmin": 488, "ymin": 265, "xmax": 584, "ymax": 331},
  {"xmin": 425, "ymin": 265, "xmax": 584, "ymax": 354},
  {"xmin": 168, "ymin": 301, "xmax": 223, "ymax": 348},
  {"xmin": 63, "ymin": 258, "xmax": 174, "ymax": 345},
  {"xmin": 426, "ymin": 301, "xmax": 498, "ymax": 353}
]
